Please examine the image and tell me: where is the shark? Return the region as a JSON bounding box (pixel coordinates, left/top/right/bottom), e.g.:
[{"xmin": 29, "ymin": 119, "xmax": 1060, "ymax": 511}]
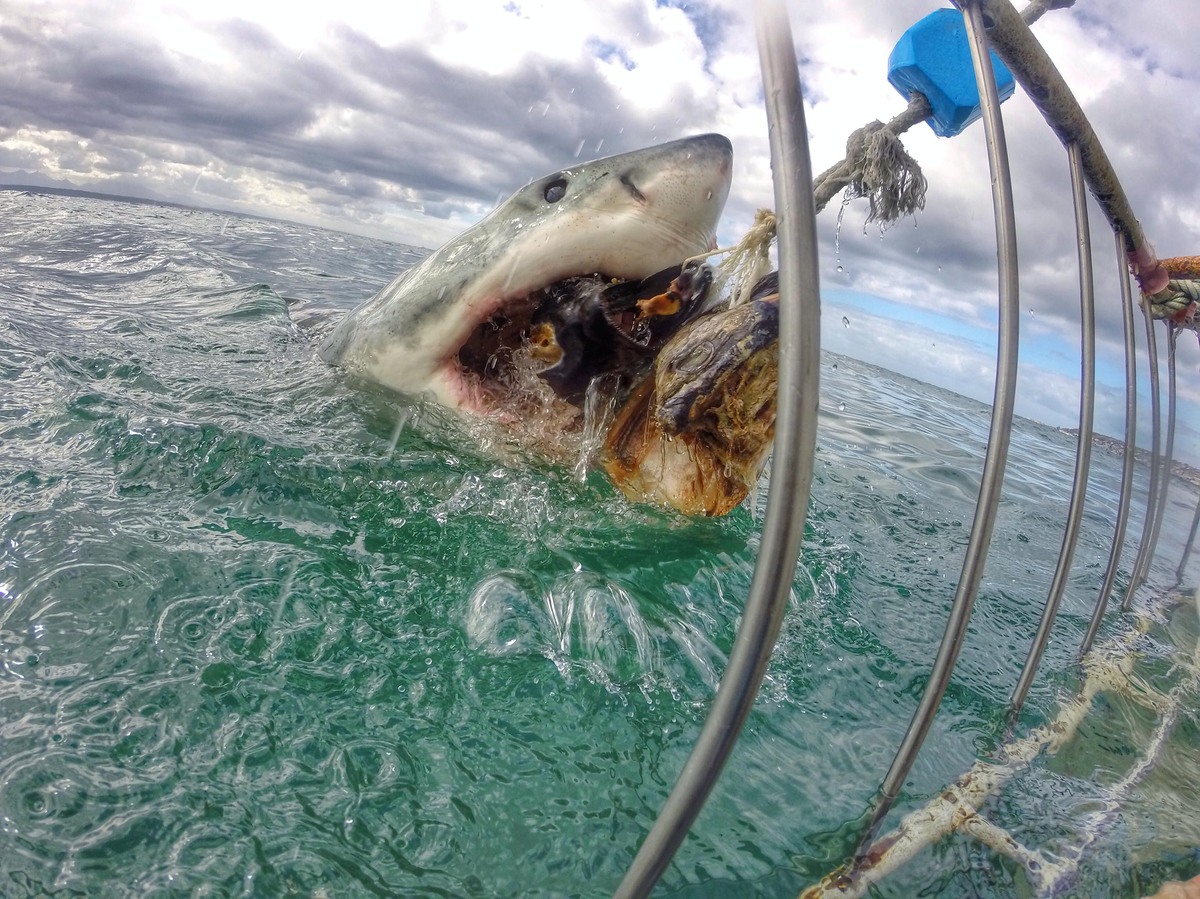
[{"xmin": 318, "ymin": 134, "xmax": 733, "ymax": 420}]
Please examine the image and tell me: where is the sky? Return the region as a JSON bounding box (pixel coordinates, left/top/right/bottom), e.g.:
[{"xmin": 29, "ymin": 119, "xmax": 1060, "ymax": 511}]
[{"xmin": 2, "ymin": 0, "xmax": 1198, "ymax": 464}]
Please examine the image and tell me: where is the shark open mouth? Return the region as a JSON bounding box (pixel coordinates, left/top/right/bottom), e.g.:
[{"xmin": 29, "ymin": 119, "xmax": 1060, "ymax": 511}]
[
  {"xmin": 317, "ymin": 133, "xmax": 744, "ymax": 511},
  {"xmin": 448, "ymin": 262, "xmax": 715, "ymax": 422}
]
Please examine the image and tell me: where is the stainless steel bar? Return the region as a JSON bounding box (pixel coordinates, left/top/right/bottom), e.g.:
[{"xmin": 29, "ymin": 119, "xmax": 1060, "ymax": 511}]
[
  {"xmin": 1081, "ymin": 230, "xmax": 1140, "ymax": 654},
  {"xmin": 969, "ymin": 0, "xmax": 1151, "ymax": 264},
  {"xmin": 974, "ymin": 0, "xmax": 1173, "ymax": 315},
  {"xmin": 613, "ymin": 0, "xmax": 822, "ymax": 894},
  {"xmin": 1144, "ymin": 325, "xmax": 1180, "ymax": 583},
  {"xmin": 1125, "ymin": 308, "xmax": 1163, "ymax": 606},
  {"xmin": 1177, "ymin": 484, "xmax": 1200, "ymax": 588},
  {"xmin": 856, "ymin": 0, "xmax": 1021, "ymax": 855},
  {"xmin": 1008, "ymin": 140, "xmax": 1094, "ymax": 719}
]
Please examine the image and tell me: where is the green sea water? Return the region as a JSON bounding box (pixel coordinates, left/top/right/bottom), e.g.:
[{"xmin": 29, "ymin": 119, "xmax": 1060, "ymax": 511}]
[{"xmin": 1, "ymin": 188, "xmax": 1197, "ymax": 898}]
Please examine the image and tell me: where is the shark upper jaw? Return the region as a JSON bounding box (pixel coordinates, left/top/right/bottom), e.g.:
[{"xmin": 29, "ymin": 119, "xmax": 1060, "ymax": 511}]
[{"xmin": 335, "ymin": 133, "xmax": 734, "ymax": 421}]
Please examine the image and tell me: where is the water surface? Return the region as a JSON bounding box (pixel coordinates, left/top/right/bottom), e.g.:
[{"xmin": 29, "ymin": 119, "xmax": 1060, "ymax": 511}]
[{"xmin": 1, "ymin": 189, "xmax": 1197, "ymax": 897}]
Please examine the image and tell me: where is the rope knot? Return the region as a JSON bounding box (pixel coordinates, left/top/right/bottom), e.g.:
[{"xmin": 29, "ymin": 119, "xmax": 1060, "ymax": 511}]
[{"xmin": 841, "ymin": 121, "xmax": 929, "ymax": 224}]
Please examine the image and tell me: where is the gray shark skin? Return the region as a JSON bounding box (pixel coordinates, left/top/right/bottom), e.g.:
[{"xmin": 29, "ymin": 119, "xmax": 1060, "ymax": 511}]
[{"xmin": 319, "ymin": 134, "xmax": 732, "ymax": 413}]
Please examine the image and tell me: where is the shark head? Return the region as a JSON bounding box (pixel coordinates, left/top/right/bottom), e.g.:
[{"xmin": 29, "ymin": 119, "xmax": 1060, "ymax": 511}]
[{"xmin": 319, "ymin": 134, "xmax": 733, "ymax": 415}]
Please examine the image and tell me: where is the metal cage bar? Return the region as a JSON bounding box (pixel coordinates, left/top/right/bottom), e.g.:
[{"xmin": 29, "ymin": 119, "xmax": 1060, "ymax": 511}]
[
  {"xmin": 613, "ymin": 0, "xmax": 822, "ymax": 893},
  {"xmin": 1008, "ymin": 139, "xmax": 1096, "ymax": 720},
  {"xmin": 1145, "ymin": 324, "xmax": 1180, "ymax": 586},
  {"xmin": 1081, "ymin": 229, "xmax": 1141, "ymax": 654},
  {"xmin": 1126, "ymin": 309, "xmax": 1164, "ymax": 605},
  {"xmin": 855, "ymin": 0, "xmax": 1021, "ymax": 853},
  {"xmin": 1178, "ymin": 481, "xmax": 1200, "ymax": 588}
]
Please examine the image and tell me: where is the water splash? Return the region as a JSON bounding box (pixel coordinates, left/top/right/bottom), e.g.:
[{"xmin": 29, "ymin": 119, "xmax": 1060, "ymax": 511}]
[
  {"xmin": 387, "ymin": 409, "xmax": 412, "ymax": 456},
  {"xmin": 575, "ymin": 373, "xmax": 621, "ymax": 482}
]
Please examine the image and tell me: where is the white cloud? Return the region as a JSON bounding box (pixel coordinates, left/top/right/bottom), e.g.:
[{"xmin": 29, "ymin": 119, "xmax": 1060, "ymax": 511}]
[{"xmin": 2, "ymin": 0, "xmax": 1197, "ymax": 461}]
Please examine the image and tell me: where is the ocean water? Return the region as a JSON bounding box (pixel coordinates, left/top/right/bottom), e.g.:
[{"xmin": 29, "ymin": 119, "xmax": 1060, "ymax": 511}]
[{"xmin": 1, "ymin": 187, "xmax": 1197, "ymax": 898}]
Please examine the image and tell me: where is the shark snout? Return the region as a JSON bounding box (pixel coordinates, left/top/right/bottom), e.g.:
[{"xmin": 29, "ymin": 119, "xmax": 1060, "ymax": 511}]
[
  {"xmin": 639, "ymin": 133, "xmax": 732, "ymax": 202},
  {"xmin": 615, "ymin": 133, "xmax": 732, "ymax": 257}
]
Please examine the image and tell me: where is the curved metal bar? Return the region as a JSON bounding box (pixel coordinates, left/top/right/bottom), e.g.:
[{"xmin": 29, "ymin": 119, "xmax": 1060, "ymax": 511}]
[
  {"xmin": 855, "ymin": 0, "xmax": 1021, "ymax": 854},
  {"xmin": 1008, "ymin": 140, "xmax": 1094, "ymax": 719},
  {"xmin": 969, "ymin": 0, "xmax": 1152, "ymax": 266},
  {"xmin": 1081, "ymin": 229, "xmax": 1140, "ymax": 654},
  {"xmin": 1176, "ymin": 481, "xmax": 1200, "ymax": 588},
  {"xmin": 1145, "ymin": 324, "xmax": 1180, "ymax": 578},
  {"xmin": 1125, "ymin": 308, "xmax": 1163, "ymax": 606},
  {"xmin": 612, "ymin": 1, "xmax": 822, "ymax": 894}
]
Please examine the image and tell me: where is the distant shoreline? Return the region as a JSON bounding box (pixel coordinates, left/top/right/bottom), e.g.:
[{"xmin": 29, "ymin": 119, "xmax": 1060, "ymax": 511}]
[{"xmin": 1067, "ymin": 429, "xmax": 1200, "ymax": 491}]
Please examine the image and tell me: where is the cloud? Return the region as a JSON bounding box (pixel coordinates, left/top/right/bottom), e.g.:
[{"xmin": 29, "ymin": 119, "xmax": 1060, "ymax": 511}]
[{"xmin": 1, "ymin": 0, "xmax": 1197, "ymax": 461}]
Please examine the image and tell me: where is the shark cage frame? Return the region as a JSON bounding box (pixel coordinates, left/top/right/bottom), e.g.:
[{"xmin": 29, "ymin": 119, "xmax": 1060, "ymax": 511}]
[{"xmin": 616, "ymin": 1, "xmax": 1200, "ymax": 897}]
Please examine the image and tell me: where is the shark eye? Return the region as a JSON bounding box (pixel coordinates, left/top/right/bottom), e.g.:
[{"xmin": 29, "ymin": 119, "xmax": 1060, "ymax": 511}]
[{"xmin": 543, "ymin": 178, "xmax": 568, "ymax": 203}]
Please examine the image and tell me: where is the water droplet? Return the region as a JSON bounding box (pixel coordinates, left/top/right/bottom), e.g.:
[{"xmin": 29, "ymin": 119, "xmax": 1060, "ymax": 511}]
[
  {"xmin": 937, "ymin": 265, "xmax": 943, "ymax": 272},
  {"xmin": 836, "ymin": 264, "xmax": 843, "ymax": 273},
  {"xmin": 842, "ymin": 315, "xmax": 850, "ymax": 328},
  {"xmin": 838, "ymin": 402, "xmax": 846, "ymax": 411},
  {"xmin": 424, "ymin": 657, "xmax": 432, "ymax": 666},
  {"xmin": 834, "ymin": 196, "xmax": 849, "ymax": 262}
]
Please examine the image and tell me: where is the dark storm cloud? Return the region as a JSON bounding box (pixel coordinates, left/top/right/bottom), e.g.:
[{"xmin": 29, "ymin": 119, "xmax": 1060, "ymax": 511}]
[
  {"xmin": 7, "ymin": 25, "xmax": 310, "ymax": 141},
  {"xmin": 0, "ymin": 9, "xmax": 716, "ymax": 222}
]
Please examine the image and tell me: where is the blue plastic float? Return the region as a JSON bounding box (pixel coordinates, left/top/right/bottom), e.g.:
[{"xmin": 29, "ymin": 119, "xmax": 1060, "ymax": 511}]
[{"xmin": 888, "ymin": 8, "xmax": 1017, "ymax": 137}]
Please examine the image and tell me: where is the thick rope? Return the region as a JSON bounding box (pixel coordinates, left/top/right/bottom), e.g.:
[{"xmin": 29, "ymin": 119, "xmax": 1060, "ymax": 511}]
[
  {"xmin": 684, "ymin": 208, "xmax": 777, "ymax": 307},
  {"xmin": 812, "ymin": 101, "xmax": 931, "ymax": 220},
  {"xmin": 1147, "ymin": 256, "xmax": 1200, "ymax": 327}
]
